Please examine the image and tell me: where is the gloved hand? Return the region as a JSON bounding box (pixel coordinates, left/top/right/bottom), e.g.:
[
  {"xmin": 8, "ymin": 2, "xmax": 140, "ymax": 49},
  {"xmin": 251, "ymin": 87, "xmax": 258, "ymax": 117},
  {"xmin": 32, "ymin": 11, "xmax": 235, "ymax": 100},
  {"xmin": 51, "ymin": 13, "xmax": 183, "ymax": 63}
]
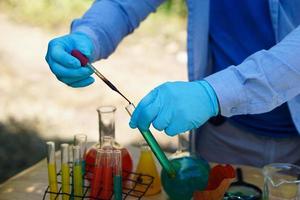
[
  {"xmin": 129, "ymin": 80, "xmax": 219, "ymax": 136},
  {"xmin": 45, "ymin": 32, "xmax": 95, "ymax": 87}
]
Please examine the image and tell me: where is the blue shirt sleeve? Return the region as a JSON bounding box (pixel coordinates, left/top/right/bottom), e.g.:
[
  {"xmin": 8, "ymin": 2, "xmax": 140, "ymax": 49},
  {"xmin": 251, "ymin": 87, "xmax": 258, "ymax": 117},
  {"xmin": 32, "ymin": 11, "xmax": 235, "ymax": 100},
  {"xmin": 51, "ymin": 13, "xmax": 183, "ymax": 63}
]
[
  {"xmin": 71, "ymin": 0, "xmax": 164, "ymax": 61},
  {"xmin": 205, "ymin": 25, "xmax": 300, "ymax": 117}
]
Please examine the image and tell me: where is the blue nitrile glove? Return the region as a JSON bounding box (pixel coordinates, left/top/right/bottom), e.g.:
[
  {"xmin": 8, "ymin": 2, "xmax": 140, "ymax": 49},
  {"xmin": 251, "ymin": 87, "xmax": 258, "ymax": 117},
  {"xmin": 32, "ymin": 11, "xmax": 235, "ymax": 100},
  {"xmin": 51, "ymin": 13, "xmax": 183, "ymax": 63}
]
[
  {"xmin": 45, "ymin": 32, "xmax": 95, "ymax": 88},
  {"xmin": 129, "ymin": 80, "xmax": 219, "ymax": 136}
]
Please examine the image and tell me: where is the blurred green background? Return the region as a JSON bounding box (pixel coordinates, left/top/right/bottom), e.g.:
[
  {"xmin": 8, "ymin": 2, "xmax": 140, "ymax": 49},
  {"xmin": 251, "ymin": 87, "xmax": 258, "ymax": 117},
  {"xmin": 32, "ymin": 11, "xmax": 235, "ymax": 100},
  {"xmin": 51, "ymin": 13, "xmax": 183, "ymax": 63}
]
[
  {"xmin": 0, "ymin": 0, "xmax": 186, "ymax": 30},
  {"xmin": 0, "ymin": 0, "xmax": 187, "ymax": 184}
]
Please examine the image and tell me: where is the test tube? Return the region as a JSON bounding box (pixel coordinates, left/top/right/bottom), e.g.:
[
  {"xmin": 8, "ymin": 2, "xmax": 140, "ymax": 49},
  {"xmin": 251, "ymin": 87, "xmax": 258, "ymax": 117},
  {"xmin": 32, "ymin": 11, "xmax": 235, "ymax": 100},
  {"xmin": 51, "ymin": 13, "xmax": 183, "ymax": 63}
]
[
  {"xmin": 46, "ymin": 141, "xmax": 58, "ymax": 200},
  {"xmin": 68, "ymin": 144, "xmax": 73, "ymax": 162},
  {"xmin": 68, "ymin": 144, "xmax": 74, "ymax": 199},
  {"xmin": 125, "ymin": 103, "xmax": 177, "ymax": 178},
  {"xmin": 90, "ymin": 149, "xmax": 104, "ymax": 199},
  {"xmin": 61, "ymin": 143, "xmax": 70, "ymax": 200},
  {"xmin": 113, "ymin": 150, "xmax": 122, "ymax": 200},
  {"xmin": 74, "ymin": 134, "xmax": 87, "ymax": 174},
  {"xmin": 73, "ymin": 145, "xmax": 83, "ymax": 200},
  {"xmin": 99, "ymin": 150, "xmax": 113, "ymax": 200}
]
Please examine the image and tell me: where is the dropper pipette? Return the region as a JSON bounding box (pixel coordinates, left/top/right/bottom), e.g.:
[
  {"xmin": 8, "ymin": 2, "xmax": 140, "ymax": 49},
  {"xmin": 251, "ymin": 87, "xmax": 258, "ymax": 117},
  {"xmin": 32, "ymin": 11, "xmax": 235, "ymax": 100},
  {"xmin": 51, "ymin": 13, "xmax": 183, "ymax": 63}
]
[
  {"xmin": 71, "ymin": 50, "xmax": 132, "ymax": 105},
  {"xmin": 71, "ymin": 50, "xmax": 176, "ymax": 178}
]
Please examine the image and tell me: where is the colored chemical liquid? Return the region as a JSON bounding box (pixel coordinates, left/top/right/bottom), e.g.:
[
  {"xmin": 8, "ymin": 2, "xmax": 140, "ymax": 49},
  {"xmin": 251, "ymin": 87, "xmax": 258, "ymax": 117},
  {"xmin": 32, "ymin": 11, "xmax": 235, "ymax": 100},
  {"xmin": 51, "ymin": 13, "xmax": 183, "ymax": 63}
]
[
  {"xmin": 90, "ymin": 166, "xmax": 103, "ymax": 199},
  {"xmin": 161, "ymin": 156, "xmax": 210, "ymax": 200},
  {"xmin": 85, "ymin": 147, "xmax": 97, "ymax": 173},
  {"xmin": 195, "ymin": 154, "xmax": 210, "ymax": 173},
  {"xmin": 113, "ymin": 175, "xmax": 122, "ymax": 200},
  {"xmin": 81, "ymin": 160, "xmax": 86, "ymax": 175},
  {"xmin": 135, "ymin": 148, "xmax": 161, "ymax": 195},
  {"xmin": 47, "ymin": 163, "xmax": 58, "ymax": 200},
  {"xmin": 99, "ymin": 166, "xmax": 113, "ymax": 200},
  {"xmin": 139, "ymin": 129, "xmax": 177, "ymax": 178},
  {"xmin": 85, "ymin": 146, "xmax": 133, "ymax": 176},
  {"xmin": 61, "ymin": 163, "xmax": 70, "ymax": 200},
  {"xmin": 73, "ymin": 165, "xmax": 83, "ymax": 200}
]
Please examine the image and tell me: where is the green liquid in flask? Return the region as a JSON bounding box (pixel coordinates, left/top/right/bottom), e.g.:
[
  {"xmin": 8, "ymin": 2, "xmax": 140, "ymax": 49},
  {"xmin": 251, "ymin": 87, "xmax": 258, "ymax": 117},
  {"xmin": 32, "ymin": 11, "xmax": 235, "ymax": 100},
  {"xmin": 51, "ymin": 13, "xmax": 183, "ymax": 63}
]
[{"xmin": 161, "ymin": 156, "xmax": 210, "ymax": 200}]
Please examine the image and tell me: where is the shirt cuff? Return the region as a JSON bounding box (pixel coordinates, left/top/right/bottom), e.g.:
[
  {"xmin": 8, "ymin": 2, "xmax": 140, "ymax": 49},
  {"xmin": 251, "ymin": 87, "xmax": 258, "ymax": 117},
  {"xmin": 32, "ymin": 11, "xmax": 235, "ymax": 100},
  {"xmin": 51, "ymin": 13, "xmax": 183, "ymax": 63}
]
[
  {"xmin": 71, "ymin": 25, "xmax": 102, "ymax": 62},
  {"xmin": 204, "ymin": 66, "xmax": 248, "ymax": 117}
]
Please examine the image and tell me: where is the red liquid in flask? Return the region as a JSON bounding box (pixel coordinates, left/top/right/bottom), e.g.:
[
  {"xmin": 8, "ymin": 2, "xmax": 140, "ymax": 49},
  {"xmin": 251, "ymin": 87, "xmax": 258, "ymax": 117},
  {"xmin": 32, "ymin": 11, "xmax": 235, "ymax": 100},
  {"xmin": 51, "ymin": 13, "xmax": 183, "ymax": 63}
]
[
  {"xmin": 86, "ymin": 146, "xmax": 133, "ymax": 177},
  {"xmin": 86, "ymin": 106, "xmax": 133, "ymax": 180}
]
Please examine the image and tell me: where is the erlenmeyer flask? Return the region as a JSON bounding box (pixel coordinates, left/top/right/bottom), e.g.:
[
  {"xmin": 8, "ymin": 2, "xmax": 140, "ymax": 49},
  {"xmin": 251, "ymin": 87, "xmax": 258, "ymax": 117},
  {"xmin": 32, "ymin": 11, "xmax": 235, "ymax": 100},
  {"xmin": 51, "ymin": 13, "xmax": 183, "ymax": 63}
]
[
  {"xmin": 85, "ymin": 106, "xmax": 133, "ymax": 176},
  {"xmin": 135, "ymin": 141, "xmax": 161, "ymax": 196},
  {"xmin": 161, "ymin": 132, "xmax": 210, "ymax": 200},
  {"xmin": 169, "ymin": 132, "xmax": 190, "ymax": 159}
]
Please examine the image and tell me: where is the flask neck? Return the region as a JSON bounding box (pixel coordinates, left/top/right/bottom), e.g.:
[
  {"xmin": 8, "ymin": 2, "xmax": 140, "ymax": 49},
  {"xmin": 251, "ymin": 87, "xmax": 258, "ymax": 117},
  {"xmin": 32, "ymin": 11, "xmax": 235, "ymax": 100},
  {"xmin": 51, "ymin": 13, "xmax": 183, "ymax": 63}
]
[
  {"xmin": 97, "ymin": 106, "xmax": 116, "ymax": 146},
  {"xmin": 177, "ymin": 133, "xmax": 189, "ymax": 153},
  {"xmin": 169, "ymin": 133, "xmax": 191, "ymax": 159}
]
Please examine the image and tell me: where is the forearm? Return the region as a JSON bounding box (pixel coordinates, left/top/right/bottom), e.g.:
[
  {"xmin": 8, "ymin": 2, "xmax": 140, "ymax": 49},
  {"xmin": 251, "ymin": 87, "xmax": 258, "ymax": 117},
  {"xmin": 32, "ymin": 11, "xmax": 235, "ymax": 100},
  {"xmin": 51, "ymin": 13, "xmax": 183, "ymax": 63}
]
[
  {"xmin": 71, "ymin": 0, "xmax": 164, "ymax": 61},
  {"xmin": 205, "ymin": 25, "xmax": 300, "ymax": 116}
]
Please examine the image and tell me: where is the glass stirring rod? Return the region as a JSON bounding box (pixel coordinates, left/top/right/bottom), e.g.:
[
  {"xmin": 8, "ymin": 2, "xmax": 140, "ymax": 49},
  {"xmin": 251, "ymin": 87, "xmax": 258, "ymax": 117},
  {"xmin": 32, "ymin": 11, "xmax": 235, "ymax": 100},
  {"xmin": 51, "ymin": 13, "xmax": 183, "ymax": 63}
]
[{"xmin": 71, "ymin": 50, "xmax": 176, "ymax": 178}]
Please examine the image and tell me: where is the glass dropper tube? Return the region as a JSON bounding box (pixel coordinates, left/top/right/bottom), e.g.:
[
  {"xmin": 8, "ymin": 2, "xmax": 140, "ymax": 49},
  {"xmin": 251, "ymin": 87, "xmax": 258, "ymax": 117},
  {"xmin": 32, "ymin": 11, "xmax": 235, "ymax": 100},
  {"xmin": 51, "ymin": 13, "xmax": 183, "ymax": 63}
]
[{"xmin": 125, "ymin": 103, "xmax": 176, "ymax": 178}]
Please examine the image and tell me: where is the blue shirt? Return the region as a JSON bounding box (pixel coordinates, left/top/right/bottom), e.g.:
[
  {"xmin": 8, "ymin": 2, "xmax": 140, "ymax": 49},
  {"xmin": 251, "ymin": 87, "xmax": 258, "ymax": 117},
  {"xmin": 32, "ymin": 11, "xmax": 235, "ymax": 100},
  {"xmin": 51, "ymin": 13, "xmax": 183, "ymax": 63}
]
[
  {"xmin": 209, "ymin": 0, "xmax": 298, "ymax": 137},
  {"xmin": 71, "ymin": 0, "xmax": 300, "ymax": 136}
]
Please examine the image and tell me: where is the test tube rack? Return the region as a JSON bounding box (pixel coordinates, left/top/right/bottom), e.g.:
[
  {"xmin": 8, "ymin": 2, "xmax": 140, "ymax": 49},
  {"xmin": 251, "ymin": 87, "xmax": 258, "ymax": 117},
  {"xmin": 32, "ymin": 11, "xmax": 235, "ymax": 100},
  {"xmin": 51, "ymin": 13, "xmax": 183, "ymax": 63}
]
[{"xmin": 43, "ymin": 163, "xmax": 154, "ymax": 200}]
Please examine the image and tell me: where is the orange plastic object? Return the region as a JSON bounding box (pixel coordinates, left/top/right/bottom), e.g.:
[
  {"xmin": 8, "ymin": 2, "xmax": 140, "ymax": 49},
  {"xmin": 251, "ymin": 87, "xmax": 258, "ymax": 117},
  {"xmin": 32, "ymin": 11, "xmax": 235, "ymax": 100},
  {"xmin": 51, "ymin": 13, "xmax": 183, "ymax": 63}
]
[{"xmin": 193, "ymin": 164, "xmax": 235, "ymax": 200}]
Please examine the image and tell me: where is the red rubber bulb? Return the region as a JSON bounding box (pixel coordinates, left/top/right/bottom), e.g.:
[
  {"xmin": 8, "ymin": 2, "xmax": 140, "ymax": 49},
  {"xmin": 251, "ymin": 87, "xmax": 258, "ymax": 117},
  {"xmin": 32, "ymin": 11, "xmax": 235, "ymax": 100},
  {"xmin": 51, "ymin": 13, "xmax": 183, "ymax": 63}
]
[{"xmin": 71, "ymin": 50, "xmax": 89, "ymax": 66}]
